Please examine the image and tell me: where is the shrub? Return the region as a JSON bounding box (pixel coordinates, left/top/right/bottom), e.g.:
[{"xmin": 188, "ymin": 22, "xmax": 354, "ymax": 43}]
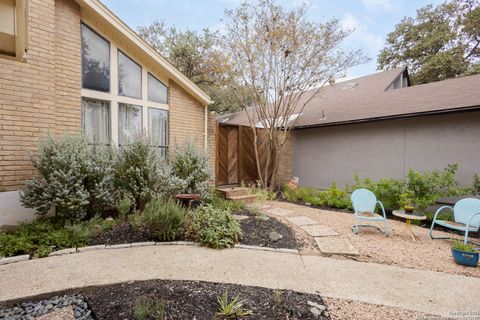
[
  {"xmin": 208, "ymin": 191, "xmax": 244, "ymax": 212},
  {"xmin": 0, "ymin": 218, "xmax": 93, "ymax": 257},
  {"xmin": 114, "ymin": 138, "xmax": 161, "ymax": 211},
  {"xmin": 20, "ymin": 134, "xmax": 115, "ymax": 222},
  {"xmin": 472, "ymin": 174, "xmax": 480, "ymax": 195},
  {"xmin": 215, "ymin": 291, "xmax": 253, "ymax": 319},
  {"xmin": 137, "ymin": 197, "xmax": 186, "ymax": 241},
  {"xmin": 169, "ymin": 142, "xmax": 211, "ymax": 199},
  {"xmin": 319, "ymin": 183, "xmax": 352, "ymax": 210},
  {"xmin": 348, "ymin": 175, "xmax": 404, "ymax": 210},
  {"xmin": 116, "ymin": 197, "xmax": 133, "ymax": 221},
  {"xmin": 190, "ymin": 204, "xmax": 241, "ymax": 249},
  {"xmin": 133, "ymin": 296, "xmax": 165, "ymax": 320}
]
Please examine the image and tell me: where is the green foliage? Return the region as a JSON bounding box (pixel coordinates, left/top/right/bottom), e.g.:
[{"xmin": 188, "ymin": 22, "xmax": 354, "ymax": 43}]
[
  {"xmin": 348, "ymin": 175, "xmax": 404, "ymax": 211},
  {"xmin": 169, "ymin": 142, "xmax": 211, "ymax": 199},
  {"xmin": 190, "ymin": 204, "xmax": 241, "ymax": 249},
  {"xmin": 215, "ymin": 291, "xmax": 253, "ymax": 319},
  {"xmin": 0, "ymin": 218, "xmax": 95, "ymax": 257},
  {"xmin": 117, "ymin": 197, "xmax": 133, "ymax": 221},
  {"xmin": 114, "ymin": 138, "xmax": 162, "ymax": 211},
  {"xmin": 138, "ymin": 197, "xmax": 186, "ymax": 241},
  {"xmin": 378, "ymin": 0, "xmax": 480, "ymax": 84},
  {"xmin": 248, "ymin": 185, "xmax": 276, "ymax": 202},
  {"xmin": 208, "ymin": 191, "xmax": 244, "ymax": 212},
  {"xmin": 283, "ymin": 184, "xmax": 351, "ymax": 210},
  {"xmin": 20, "ymin": 134, "xmax": 115, "ymax": 222},
  {"xmin": 133, "ymin": 296, "xmax": 165, "ymax": 320},
  {"xmin": 472, "ymin": 174, "xmax": 480, "ymax": 195},
  {"xmin": 452, "ymin": 241, "xmax": 478, "ymax": 253}
]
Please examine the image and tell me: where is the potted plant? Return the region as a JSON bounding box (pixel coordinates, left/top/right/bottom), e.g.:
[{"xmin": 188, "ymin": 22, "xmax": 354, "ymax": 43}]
[
  {"xmin": 451, "ymin": 241, "xmax": 479, "ymax": 267},
  {"xmin": 399, "ymin": 192, "xmax": 415, "ymax": 214}
]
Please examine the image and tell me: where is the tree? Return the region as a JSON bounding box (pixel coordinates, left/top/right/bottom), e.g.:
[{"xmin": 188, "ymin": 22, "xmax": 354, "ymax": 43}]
[
  {"xmin": 222, "ymin": 0, "xmax": 363, "ymax": 189},
  {"xmin": 378, "ymin": 0, "xmax": 480, "ymax": 84},
  {"xmin": 137, "ymin": 22, "xmax": 241, "ymax": 113}
]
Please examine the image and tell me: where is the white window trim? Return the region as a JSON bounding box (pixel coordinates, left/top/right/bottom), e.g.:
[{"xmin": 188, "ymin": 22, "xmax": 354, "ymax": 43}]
[{"xmin": 80, "ymin": 24, "xmax": 169, "ymax": 148}]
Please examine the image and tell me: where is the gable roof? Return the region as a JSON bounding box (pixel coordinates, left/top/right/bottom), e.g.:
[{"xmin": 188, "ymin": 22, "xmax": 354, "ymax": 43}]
[
  {"xmin": 219, "ymin": 68, "xmax": 480, "ymax": 128},
  {"xmin": 74, "ymin": 0, "xmax": 212, "ymax": 106}
]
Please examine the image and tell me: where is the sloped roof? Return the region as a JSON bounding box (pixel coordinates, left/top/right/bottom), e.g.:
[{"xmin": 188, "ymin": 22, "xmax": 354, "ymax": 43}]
[
  {"xmin": 75, "ymin": 0, "xmax": 212, "ymax": 106},
  {"xmin": 219, "ymin": 68, "xmax": 480, "ymax": 128}
]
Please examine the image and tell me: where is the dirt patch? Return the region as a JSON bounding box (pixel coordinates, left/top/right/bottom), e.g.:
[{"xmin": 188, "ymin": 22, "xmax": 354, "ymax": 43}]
[
  {"xmin": 239, "ymin": 214, "xmax": 302, "ymax": 249},
  {"xmin": 89, "ymin": 223, "xmax": 157, "ymax": 246},
  {"xmin": 83, "ymin": 280, "xmax": 328, "ymax": 320}
]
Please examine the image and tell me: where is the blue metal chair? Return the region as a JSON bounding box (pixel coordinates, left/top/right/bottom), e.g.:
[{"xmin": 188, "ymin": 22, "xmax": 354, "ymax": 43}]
[
  {"xmin": 351, "ymin": 189, "xmax": 389, "ymax": 235},
  {"xmin": 429, "ymin": 198, "xmax": 480, "ymax": 244}
]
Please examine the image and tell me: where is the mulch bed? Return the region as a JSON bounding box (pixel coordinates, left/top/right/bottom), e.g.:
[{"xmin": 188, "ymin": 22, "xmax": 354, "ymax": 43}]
[
  {"xmin": 237, "ymin": 210, "xmax": 303, "ymax": 249},
  {"xmin": 89, "ymin": 223, "xmax": 158, "ymax": 246},
  {"xmin": 86, "ymin": 280, "xmax": 329, "ymax": 319}
]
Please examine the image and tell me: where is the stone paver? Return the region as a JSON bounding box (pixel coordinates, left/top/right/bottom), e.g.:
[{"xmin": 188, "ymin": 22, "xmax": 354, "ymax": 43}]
[
  {"xmin": 36, "ymin": 306, "xmax": 75, "ymax": 320},
  {"xmin": 315, "ymin": 237, "xmax": 360, "ymax": 256},
  {"xmin": 1, "ymin": 245, "xmax": 479, "ymax": 317},
  {"xmin": 286, "ymin": 216, "xmax": 318, "ymax": 226},
  {"xmin": 266, "ymin": 208, "xmax": 294, "ymax": 216},
  {"xmin": 301, "ymin": 224, "xmax": 339, "ymax": 237}
]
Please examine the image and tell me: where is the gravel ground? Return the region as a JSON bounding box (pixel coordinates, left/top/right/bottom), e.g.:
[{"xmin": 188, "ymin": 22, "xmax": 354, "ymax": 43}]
[
  {"xmin": 323, "ymin": 297, "xmax": 438, "ymax": 320},
  {"xmin": 264, "ymin": 201, "xmax": 480, "ymax": 278}
]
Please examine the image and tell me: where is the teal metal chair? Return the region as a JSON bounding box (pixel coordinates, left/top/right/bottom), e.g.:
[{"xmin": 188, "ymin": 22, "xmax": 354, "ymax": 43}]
[
  {"xmin": 429, "ymin": 198, "xmax": 480, "ymax": 244},
  {"xmin": 351, "ymin": 189, "xmax": 389, "ymax": 235}
]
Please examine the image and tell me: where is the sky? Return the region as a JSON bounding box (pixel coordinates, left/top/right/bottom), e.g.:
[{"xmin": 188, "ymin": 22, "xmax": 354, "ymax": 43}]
[{"xmin": 102, "ymin": 0, "xmax": 444, "ymax": 79}]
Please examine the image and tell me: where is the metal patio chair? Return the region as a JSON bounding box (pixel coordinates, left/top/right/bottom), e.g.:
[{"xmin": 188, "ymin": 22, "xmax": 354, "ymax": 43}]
[
  {"xmin": 351, "ymin": 188, "xmax": 389, "ymax": 236},
  {"xmin": 429, "ymin": 198, "xmax": 480, "ymax": 244}
]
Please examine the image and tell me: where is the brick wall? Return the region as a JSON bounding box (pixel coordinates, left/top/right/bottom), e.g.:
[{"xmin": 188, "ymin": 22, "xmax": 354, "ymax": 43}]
[
  {"xmin": 0, "ymin": 0, "xmax": 81, "ymax": 191},
  {"xmin": 168, "ymin": 80, "xmax": 206, "ymax": 156},
  {"xmin": 207, "ymin": 111, "xmax": 217, "ymax": 183}
]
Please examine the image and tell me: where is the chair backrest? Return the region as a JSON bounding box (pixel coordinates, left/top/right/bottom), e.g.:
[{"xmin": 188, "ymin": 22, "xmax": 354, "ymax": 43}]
[
  {"xmin": 454, "ymin": 198, "xmax": 480, "ymax": 228},
  {"xmin": 351, "ymin": 189, "xmax": 377, "ymax": 213}
]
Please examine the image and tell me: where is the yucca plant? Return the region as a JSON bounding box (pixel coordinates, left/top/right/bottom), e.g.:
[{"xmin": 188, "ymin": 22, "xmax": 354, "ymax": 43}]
[{"xmin": 214, "ymin": 290, "xmax": 253, "ymax": 319}]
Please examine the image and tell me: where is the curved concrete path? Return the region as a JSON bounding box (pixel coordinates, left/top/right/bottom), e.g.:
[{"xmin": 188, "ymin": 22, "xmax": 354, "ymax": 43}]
[{"xmin": 1, "ymin": 245, "xmax": 479, "ymax": 316}]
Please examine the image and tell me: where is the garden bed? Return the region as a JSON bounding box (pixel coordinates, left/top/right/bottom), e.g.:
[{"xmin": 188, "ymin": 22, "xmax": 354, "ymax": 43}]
[
  {"xmin": 89, "ymin": 223, "xmax": 158, "ymax": 246},
  {"xmin": 0, "ymin": 280, "xmax": 330, "ymax": 320},
  {"xmin": 237, "ymin": 209, "xmax": 303, "ymax": 249}
]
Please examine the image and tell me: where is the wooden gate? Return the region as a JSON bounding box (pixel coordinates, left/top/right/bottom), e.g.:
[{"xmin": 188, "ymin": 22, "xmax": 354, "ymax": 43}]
[{"xmin": 216, "ymin": 124, "xmax": 274, "ymax": 186}]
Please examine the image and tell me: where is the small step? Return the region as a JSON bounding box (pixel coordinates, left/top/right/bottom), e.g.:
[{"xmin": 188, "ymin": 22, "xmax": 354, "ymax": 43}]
[
  {"xmin": 227, "ymin": 194, "xmax": 257, "ymax": 204},
  {"xmin": 217, "ymin": 187, "xmax": 249, "ymax": 198}
]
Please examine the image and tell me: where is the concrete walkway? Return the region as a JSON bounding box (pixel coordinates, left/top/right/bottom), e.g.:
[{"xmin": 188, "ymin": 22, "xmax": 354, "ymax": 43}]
[{"xmin": 1, "ymin": 245, "xmax": 479, "ymax": 316}]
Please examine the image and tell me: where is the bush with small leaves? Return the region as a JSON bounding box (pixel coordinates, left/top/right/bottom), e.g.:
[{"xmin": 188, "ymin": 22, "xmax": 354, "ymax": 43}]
[
  {"xmin": 170, "ymin": 142, "xmax": 211, "ymax": 199},
  {"xmin": 133, "ymin": 296, "xmax": 165, "ymax": 320},
  {"xmin": 114, "ymin": 138, "xmax": 162, "ymax": 211},
  {"xmin": 137, "ymin": 197, "xmax": 186, "ymax": 241},
  {"xmin": 20, "ymin": 134, "xmax": 115, "ymax": 222},
  {"xmin": 190, "ymin": 204, "xmax": 241, "ymax": 249}
]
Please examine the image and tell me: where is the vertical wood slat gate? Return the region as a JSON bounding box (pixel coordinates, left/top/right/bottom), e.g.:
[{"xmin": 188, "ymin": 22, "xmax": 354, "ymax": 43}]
[{"xmin": 216, "ymin": 124, "xmax": 274, "ymax": 186}]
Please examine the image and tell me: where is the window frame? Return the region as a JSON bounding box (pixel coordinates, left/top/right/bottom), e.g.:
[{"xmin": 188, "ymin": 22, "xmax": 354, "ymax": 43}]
[
  {"xmin": 0, "ymin": 0, "xmax": 27, "ymax": 61},
  {"xmin": 117, "ymin": 49, "xmax": 142, "ymax": 99},
  {"xmin": 80, "ymin": 21, "xmax": 169, "ymax": 150},
  {"xmin": 81, "ymin": 23, "xmax": 111, "ymax": 93}
]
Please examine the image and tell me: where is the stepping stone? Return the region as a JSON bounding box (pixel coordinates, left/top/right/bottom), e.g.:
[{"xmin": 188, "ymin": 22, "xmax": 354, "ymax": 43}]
[
  {"xmin": 266, "ymin": 208, "xmax": 294, "ymax": 216},
  {"xmin": 301, "ymin": 224, "xmax": 338, "ymax": 237},
  {"xmin": 233, "ymin": 215, "xmax": 250, "ymax": 221},
  {"xmin": 315, "ymin": 237, "xmax": 360, "ymax": 256},
  {"xmin": 286, "ymin": 216, "xmax": 318, "ymax": 226}
]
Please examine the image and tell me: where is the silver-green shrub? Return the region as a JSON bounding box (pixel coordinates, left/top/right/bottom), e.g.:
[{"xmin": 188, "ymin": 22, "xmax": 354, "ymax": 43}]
[{"xmin": 20, "ymin": 134, "xmax": 115, "ymax": 222}]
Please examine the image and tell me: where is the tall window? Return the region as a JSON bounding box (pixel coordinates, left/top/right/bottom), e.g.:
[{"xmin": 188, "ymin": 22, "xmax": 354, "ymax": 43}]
[
  {"xmin": 82, "ymin": 98, "xmax": 110, "ymax": 145},
  {"xmin": 118, "ymin": 103, "xmax": 142, "ymax": 146},
  {"xmin": 0, "ymin": 0, "xmax": 25, "ymax": 59},
  {"xmin": 148, "ymin": 73, "xmax": 168, "ymax": 104},
  {"xmin": 81, "ymin": 24, "xmax": 110, "ymax": 92},
  {"xmin": 118, "ymin": 51, "xmax": 142, "ymax": 99},
  {"xmin": 149, "ymin": 108, "xmax": 168, "ymax": 160}
]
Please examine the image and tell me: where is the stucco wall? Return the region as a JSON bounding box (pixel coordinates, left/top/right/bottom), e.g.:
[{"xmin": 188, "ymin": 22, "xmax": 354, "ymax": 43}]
[{"xmin": 292, "ymin": 111, "xmax": 480, "ymax": 189}]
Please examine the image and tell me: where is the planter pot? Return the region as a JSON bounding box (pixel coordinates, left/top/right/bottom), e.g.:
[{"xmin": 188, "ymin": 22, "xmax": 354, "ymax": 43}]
[{"xmin": 451, "ymin": 248, "xmax": 479, "ymax": 267}]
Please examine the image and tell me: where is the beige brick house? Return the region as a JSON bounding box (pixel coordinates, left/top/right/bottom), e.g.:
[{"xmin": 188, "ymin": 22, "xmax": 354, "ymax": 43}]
[{"xmin": 0, "ymin": 0, "xmax": 214, "ymax": 224}]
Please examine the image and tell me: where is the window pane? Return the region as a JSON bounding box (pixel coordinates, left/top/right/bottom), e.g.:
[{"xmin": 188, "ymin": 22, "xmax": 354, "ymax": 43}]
[
  {"xmin": 81, "ymin": 24, "xmax": 110, "ymax": 92},
  {"xmin": 118, "ymin": 51, "xmax": 142, "ymax": 99},
  {"xmin": 148, "ymin": 73, "xmax": 168, "ymax": 104},
  {"xmin": 82, "ymin": 98, "xmax": 110, "ymax": 145},
  {"xmin": 119, "ymin": 103, "xmax": 142, "ymax": 145},
  {"xmin": 148, "ymin": 108, "xmax": 168, "ymax": 147},
  {"xmin": 0, "ymin": 0, "xmax": 16, "ymax": 56}
]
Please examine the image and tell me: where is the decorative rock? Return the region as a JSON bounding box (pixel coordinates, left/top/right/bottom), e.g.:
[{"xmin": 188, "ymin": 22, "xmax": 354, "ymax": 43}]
[
  {"xmin": 269, "ymin": 231, "xmax": 283, "ymax": 242},
  {"xmin": 307, "ymin": 300, "xmax": 326, "ymax": 311},
  {"xmin": 310, "ymin": 306, "xmax": 323, "ymax": 317}
]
